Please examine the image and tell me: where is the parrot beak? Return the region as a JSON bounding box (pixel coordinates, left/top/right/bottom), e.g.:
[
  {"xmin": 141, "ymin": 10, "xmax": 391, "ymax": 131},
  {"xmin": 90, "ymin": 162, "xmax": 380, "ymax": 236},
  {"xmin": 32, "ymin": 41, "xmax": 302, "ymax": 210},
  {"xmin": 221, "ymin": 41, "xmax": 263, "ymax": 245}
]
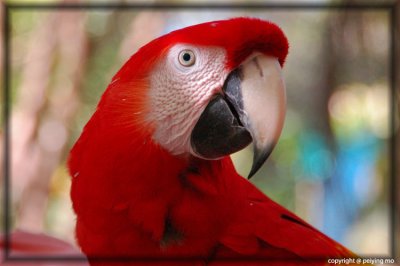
[{"xmin": 191, "ymin": 54, "xmax": 286, "ymax": 178}]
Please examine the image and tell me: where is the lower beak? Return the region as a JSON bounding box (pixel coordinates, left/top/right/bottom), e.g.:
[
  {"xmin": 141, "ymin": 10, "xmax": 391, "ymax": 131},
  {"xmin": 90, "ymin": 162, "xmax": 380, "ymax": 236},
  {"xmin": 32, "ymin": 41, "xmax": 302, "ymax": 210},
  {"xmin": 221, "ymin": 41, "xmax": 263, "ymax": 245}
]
[{"xmin": 190, "ymin": 54, "xmax": 286, "ymax": 178}]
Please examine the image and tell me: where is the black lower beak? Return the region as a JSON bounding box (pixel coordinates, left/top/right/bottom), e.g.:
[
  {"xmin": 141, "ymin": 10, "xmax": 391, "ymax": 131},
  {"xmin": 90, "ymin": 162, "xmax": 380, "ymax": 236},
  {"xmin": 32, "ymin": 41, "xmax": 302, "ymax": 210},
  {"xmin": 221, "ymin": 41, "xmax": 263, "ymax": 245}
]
[
  {"xmin": 190, "ymin": 89, "xmax": 252, "ymax": 160},
  {"xmin": 190, "ymin": 55, "xmax": 286, "ymax": 178}
]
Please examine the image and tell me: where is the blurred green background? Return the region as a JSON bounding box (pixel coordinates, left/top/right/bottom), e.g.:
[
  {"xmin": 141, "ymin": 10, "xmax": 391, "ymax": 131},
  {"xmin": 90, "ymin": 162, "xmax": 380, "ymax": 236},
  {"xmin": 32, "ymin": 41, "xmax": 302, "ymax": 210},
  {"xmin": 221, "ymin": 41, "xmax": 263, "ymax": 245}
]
[{"xmin": 1, "ymin": 0, "xmax": 398, "ymax": 258}]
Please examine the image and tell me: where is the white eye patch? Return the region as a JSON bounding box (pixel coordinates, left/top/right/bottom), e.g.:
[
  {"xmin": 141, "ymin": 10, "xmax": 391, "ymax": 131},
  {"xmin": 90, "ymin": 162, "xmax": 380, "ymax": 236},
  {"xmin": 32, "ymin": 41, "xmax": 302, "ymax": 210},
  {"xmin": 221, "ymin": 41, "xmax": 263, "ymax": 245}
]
[{"xmin": 148, "ymin": 44, "xmax": 229, "ymax": 155}]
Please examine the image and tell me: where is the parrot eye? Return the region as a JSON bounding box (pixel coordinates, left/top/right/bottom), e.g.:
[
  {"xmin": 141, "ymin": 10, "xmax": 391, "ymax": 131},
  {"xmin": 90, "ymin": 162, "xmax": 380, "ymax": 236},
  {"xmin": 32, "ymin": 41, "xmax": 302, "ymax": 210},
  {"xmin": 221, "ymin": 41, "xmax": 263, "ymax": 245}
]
[{"xmin": 178, "ymin": 50, "xmax": 196, "ymax": 66}]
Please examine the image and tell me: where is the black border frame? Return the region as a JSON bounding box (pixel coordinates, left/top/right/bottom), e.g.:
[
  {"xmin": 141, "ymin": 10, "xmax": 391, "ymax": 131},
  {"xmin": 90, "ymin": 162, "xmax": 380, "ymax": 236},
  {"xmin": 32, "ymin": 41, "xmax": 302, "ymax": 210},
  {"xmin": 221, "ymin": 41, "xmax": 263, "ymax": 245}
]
[{"xmin": 2, "ymin": 1, "xmax": 399, "ymax": 264}]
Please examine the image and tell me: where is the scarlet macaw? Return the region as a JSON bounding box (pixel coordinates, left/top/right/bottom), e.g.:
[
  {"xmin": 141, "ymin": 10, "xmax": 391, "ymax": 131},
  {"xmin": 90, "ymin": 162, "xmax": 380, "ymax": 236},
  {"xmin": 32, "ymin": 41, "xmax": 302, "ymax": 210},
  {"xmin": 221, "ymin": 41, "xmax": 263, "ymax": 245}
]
[{"xmin": 69, "ymin": 17, "xmax": 356, "ymax": 265}]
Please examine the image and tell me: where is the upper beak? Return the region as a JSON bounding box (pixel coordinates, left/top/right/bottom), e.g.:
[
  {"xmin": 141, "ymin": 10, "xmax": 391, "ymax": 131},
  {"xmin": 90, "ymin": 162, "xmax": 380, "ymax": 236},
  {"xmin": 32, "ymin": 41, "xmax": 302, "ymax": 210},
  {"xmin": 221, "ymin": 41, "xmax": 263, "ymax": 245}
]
[{"xmin": 190, "ymin": 54, "xmax": 286, "ymax": 178}]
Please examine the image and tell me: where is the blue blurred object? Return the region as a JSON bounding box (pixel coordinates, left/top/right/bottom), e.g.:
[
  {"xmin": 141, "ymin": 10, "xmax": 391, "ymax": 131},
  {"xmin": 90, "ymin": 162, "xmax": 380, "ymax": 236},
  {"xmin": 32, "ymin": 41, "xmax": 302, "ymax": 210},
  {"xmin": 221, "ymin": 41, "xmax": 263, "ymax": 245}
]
[
  {"xmin": 298, "ymin": 130, "xmax": 334, "ymax": 182},
  {"xmin": 323, "ymin": 131, "xmax": 380, "ymax": 242}
]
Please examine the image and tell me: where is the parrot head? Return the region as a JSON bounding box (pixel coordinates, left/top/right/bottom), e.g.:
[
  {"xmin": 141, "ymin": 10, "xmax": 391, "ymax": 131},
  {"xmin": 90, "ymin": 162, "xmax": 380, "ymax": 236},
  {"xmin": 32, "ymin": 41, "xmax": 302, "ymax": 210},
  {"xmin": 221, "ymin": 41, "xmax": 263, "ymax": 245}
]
[{"xmin": 97, "ymin": 17, "xmax": 288, "ymax": 178}]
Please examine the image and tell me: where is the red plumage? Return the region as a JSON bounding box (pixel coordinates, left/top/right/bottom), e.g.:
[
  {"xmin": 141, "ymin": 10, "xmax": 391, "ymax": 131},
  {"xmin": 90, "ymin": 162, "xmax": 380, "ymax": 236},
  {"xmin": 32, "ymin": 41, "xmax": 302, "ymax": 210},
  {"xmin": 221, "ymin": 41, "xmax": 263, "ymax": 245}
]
[{"xmin": 69, "ymin": 17, "xmax": 356, "ymax": 265}]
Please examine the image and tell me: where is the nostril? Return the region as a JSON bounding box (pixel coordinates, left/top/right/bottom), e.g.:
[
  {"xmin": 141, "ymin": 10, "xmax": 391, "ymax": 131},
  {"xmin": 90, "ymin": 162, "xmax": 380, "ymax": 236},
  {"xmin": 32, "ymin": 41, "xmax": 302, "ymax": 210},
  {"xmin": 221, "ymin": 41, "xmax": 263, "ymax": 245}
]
[{"xmin": 253, "ymin": 57, "xmax": 264, "ymax": 77}]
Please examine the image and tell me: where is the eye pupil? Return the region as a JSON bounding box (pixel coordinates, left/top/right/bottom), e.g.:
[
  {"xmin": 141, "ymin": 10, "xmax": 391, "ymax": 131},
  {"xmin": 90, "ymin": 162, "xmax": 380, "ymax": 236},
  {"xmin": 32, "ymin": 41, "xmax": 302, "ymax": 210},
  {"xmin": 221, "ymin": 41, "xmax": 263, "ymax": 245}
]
[
  {"xmin": 182, "ymin": 53, "xmax": 191, "ymax": 61},
  {"xmin": 178, "ymin": 49, "xmax": 195, "ymax": 66}
]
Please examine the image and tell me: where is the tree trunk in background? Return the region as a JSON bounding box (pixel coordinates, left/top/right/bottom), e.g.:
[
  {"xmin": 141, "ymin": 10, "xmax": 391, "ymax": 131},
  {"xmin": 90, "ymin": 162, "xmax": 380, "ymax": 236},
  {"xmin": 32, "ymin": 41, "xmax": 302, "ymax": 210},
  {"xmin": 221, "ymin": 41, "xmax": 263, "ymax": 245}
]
[
  {"xmin": 294, "ymin": 12, "xmax": 338, "ymax": 229},
  {"xmin": 10, "ymin": 10, "xmax": 58, "ymax": 231},
  {"xmin": 12, "ymin": 4, "xmax": 88, "ymax": 232}
]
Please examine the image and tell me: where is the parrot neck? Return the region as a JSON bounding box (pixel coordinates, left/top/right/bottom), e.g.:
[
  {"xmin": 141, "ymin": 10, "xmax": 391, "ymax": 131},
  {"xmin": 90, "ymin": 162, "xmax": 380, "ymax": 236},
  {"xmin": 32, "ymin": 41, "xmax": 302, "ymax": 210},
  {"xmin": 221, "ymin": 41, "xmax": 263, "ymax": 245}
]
[
  {"xmin": 70, "ymin": 110, "xmax": 243, "ymax": 253},
  {"xmin": 68, "ymin": 110, "xmax": 241, "ymax": 216}
]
